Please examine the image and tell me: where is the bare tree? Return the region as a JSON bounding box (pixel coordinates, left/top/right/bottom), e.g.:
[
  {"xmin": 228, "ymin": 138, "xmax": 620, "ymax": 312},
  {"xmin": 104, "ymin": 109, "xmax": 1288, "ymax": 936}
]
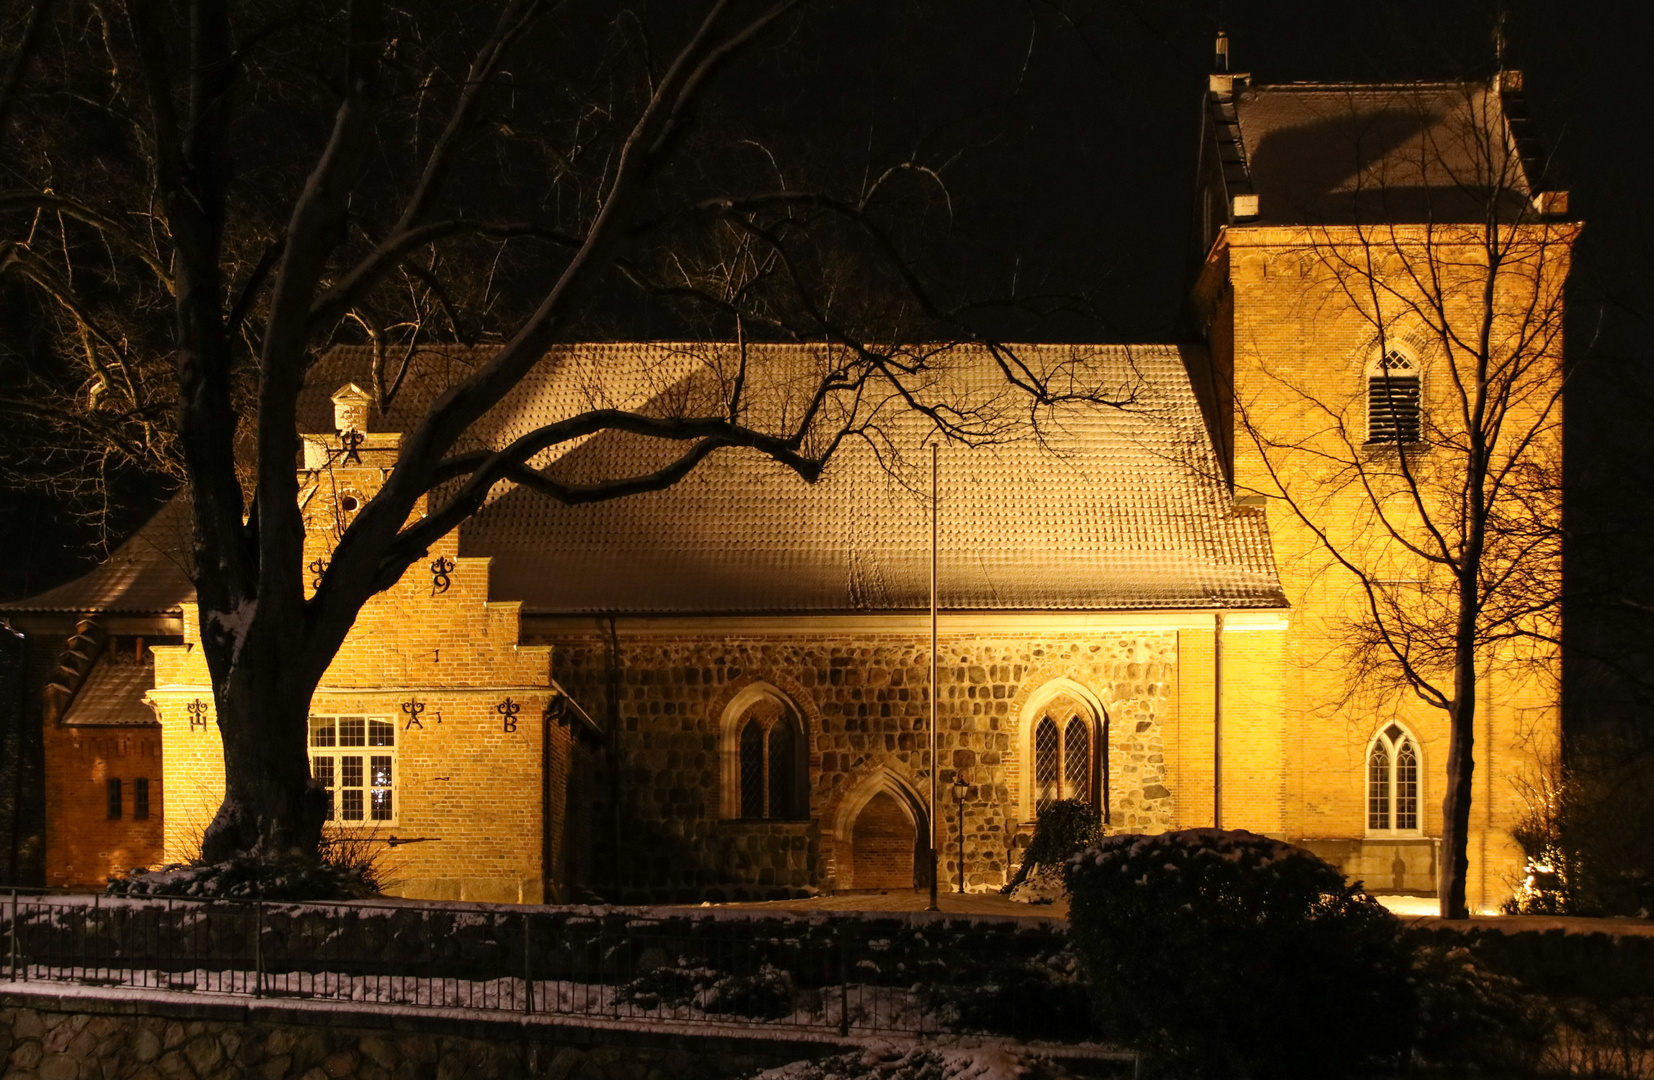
[
  {"xmin": 0, "ymin": 0, "xmax": 1118, "ymax": 870},
  {"xmin": 1230, "ymin": 82, "xmax": 1573, "ymax": 919}
]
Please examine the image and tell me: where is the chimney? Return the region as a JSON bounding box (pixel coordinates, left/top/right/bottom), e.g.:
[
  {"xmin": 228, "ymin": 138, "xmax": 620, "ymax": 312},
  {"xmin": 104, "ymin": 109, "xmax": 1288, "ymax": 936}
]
[
  {"xmin": 1214, "ymin": 30, "xmax": 1229, "ymax": 72},
  {"xmin": 331, "ymin": 383, "xmax": 372, "ymax": 435}
]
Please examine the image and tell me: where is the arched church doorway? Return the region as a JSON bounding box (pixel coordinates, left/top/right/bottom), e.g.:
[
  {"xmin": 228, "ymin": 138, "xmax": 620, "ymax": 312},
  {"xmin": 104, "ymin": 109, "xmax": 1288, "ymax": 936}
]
[{"xmin": 849, "ymin": 792, "xmax": 922, "ymax": 890}]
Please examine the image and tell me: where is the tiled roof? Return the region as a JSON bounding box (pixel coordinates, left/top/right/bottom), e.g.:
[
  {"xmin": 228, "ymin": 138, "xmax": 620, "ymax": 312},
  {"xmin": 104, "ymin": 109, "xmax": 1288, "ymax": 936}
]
[
  {"xmin": 450, "ymin": 343, "xmax": 1285, "ymax": 613},
  {"xmin": 60, "ymin": 654, "xmax": 159, "ymax": 727},
  {"xmin": 0, "ymin": 495, "xmax": 194, "ymax": 615},
  {"xmin": 1226, "ymin": 81, "xmax": 1534, "ymax": 225},
  {"xmin": 16, "ymin": 342, "xmax": 1287, "ymax": 618}
]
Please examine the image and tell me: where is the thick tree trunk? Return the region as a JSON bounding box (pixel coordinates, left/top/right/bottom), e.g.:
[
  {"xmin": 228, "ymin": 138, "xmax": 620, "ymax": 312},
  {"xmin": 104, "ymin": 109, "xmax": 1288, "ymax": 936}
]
[
  {"xmin": 197, "ymin": 610, "xmax": 328, "ymax": 863},
  {"xmin": 1439, "ymin": 689, "xmax": 1476, "ymax": 919},
  {"xmin": 1439, "ymin": 570, "xmax": 1483, "ymax": 920}
]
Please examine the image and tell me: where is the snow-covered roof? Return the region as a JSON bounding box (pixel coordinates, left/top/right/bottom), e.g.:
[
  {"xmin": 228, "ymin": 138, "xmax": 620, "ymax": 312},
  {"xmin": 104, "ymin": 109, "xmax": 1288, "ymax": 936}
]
[
  {"xmin": 430, "ymin": 342, "xmax": 1284, "ymax": 613},
  {"xmin": 0, "ymin": 495, "xmax": 194, "ymax": 615},
  {"xmin": 59, "ymin": 653, "xmax": 160, "ymax": 726},
  {"xmin": 11, "ymin": 342, "xmax": 1286, "ymax": 619},
  {"xmin": 1223, "ymin": 80, "xmax": 1537, "ymax": 225}
]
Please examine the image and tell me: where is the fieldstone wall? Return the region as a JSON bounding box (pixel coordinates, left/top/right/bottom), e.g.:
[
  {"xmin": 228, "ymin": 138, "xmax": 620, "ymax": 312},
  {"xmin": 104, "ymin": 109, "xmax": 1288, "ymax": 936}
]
[
  {"xmin": 544, "ymin": 630, "xmax": 1178, "ymax": 902},
  {"xmin": 0, "ymin": 999, "xmax": 827, "ymax": 1080}
]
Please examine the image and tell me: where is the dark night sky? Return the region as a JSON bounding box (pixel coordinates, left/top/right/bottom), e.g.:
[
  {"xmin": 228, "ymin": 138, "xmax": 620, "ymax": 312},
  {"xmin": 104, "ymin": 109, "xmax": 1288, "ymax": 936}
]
[{"xmin": 3, "ymin": 0, "xmax": 1650, "ymax": 641}]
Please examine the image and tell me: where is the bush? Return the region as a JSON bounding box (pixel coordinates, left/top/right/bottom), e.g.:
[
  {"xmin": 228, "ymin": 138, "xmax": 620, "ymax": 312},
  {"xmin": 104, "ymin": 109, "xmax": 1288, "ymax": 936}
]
[
  {"xmin": 108, "ymin": 829, "xmax": 394, "ymax": 899},
  {"xmin": 1065, "ymin": 829, "xmax": 1412, "ymax": 1080},
  {"xmin": 1002, "ymin": 799, "xmax": 1101, "ymax": 896}
]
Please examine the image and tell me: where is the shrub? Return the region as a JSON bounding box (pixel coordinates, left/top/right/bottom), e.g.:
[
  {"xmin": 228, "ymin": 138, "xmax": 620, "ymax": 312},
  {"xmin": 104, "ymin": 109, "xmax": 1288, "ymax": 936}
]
[
  {"xmin": 1065, "ymin": 829, "xmax": 1412, "ymax": 1079},
  {"xmin": 108, "ymin": 828, "xmax": 394, "ymax": 899},
  {"xmin": 1002, "ymin": 798, "xmax": 1101, "ymax": 896}
]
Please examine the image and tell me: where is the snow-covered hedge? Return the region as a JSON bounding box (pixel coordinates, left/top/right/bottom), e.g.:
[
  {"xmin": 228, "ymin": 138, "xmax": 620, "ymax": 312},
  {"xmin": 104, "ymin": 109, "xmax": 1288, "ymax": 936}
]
[{"xmin": 1065, "ymin": 829, "xmax": 1411, "ymax": 1079}]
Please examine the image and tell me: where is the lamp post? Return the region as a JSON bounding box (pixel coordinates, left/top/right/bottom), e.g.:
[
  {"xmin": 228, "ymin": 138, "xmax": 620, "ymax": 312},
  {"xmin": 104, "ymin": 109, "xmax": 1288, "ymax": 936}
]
[{"xmin": 953, "ymin": 776, "xmax": 969, "ymax": 894}]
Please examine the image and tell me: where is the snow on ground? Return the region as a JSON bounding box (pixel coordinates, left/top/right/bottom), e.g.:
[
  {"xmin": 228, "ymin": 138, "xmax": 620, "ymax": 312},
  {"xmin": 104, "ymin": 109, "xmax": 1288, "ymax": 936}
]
[{"xmin": 752, "ymin": 1041, "xmax": 1065, "ymax": 1080}]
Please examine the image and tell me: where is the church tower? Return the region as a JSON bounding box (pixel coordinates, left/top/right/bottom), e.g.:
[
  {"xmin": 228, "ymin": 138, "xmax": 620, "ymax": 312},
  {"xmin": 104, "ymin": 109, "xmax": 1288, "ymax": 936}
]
[{"xmin": 1187, "ymin": 46, "xmax": 1575, "ymax": 908}]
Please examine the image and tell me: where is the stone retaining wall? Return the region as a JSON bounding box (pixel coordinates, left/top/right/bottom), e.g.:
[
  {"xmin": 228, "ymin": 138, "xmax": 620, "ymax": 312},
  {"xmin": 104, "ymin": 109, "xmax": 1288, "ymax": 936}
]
[{"xmin": 0, "ymin": 989, "xmax": 847, "ymax": 1080}]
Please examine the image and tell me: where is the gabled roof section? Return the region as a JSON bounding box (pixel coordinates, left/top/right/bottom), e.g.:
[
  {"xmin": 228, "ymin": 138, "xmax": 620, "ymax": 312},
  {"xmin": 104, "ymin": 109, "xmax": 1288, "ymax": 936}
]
[
  {"xmin": 0, "ymin": 495, "xmax": 194, "ymax": 615},
  {"xmin": 450, "ymin": 343, "xmax": 1285, "ymax": 614},
  {"xmin": 1202, "ymin": 72, "xmax": 1557, "ymax": 230},
  {"xmin": 21, "ymin": 342, "xmax": 1287, "ymax": 620}
]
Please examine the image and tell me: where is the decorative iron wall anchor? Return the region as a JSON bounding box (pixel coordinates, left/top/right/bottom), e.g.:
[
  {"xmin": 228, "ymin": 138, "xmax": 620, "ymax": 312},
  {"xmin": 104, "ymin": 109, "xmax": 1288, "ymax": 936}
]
[
  {"xmin": 308, "ymin": 558, "xmax": 328, "ymax": 591},
  {"xmin": 341, "ymin": 428, "xmax": 364, "ymax": 464},
  {"xmin": 497, "ymin": 697, "xmax": 521, "ymax": 732},
  {"xmin": 430, "ymin": 556, "xmax": 455, "ymax": 596},
  {"xmin": 186, "ymin": 699, "xmax": 209, "ymax": 731},
  {"xmin": 402, "ymin": 699, "xmax": 426, "ymax": 730}
]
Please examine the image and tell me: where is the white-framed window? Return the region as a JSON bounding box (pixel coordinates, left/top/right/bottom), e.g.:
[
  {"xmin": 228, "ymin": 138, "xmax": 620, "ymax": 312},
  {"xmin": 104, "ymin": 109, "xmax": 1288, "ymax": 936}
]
[
  {"xmin": 309, "ymin": 714, "xmax": 396, "ymax": 823},
  {"xmin": 1367, "ymin": 722, "xmax": 1421, "ymax": 834},
  {"xmin": 1366, "ymin": 348, "xmax": 1422, "ymax": 444}
]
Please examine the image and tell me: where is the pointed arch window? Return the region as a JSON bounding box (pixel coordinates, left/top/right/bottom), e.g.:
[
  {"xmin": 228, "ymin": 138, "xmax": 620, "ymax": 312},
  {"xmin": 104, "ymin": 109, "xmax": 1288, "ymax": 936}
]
[
  {"xmin": 1033, "ymin": 710, "xmax": 1097, "ymax": 815},
  {"xmin": 1367, "ymin": 348, "xmax": 1422, "ymax": 444},
  {"xmin": 731, "ymin": 700, "xmax": 808, "ymax": 820},
  {"xmin": 1367, "ymin": 723, "xmax": 1421, "ymax": 834}
]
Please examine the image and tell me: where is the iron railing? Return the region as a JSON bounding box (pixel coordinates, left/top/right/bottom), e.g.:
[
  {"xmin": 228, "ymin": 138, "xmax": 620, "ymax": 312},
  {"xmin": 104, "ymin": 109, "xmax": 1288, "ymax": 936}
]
[{"xmin": 1, "ymin": 891, "xmax": 1081, "ymax": 1040}]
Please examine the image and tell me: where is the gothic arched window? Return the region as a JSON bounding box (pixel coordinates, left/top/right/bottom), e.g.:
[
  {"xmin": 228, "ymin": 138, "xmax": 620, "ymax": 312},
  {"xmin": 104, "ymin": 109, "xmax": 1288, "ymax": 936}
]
[
  {"xmin": 1367, "ymin": 348, "xmax": 1422, "ymax": 444},
  {"xmin": 1367, "ymin": 723, "xmax": 1421, "ymax": 833},
  {"xmin": 732, "ymin": 699, "xmax": 807, "ymax": 819},
  {"xmin": 1034, "ymin": 710, "xmax": 1097, "ymax": 815}
]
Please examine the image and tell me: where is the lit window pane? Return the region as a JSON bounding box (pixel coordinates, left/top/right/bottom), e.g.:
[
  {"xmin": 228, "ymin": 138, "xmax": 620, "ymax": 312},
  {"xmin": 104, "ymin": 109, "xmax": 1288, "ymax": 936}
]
[
  {"xmin": 338, "ymin": 717, "xmax": 365, "ymax": 746},
  {"xmin": 341, "ymin": 755, "xmax": 363, "ymax": 787},
  {"xmin": 1368, "ymin": 743, "xmax": 1391, "ymax": 831},
  {"xmin": 1395, "ymin": 740, "xmax": 1418, "ymax": 830},
  {"xmin": 369, "ymin": 720, "xmax": 394, "ymax": 747},
  {"xmin": 1035, "ymin": 717, "xmax": 1060, "ymax": 815},
  {"xmin": 370, "ymin": 755, "xmax": 392, "ymax": 788},
  {"xmin": 309, "ymin": 717, "xmax": 335, "ymax": 747},
  {"xmin": 371, "ymin": 789, "xmax": 392, "ymax": 821},
  {"xmin": 1064, "ymin": 717, "xmax": 1090, "ymax": 803},
  {"xmin": 340, "ymin": 789, "xmax": 364, "ymax": 821}
]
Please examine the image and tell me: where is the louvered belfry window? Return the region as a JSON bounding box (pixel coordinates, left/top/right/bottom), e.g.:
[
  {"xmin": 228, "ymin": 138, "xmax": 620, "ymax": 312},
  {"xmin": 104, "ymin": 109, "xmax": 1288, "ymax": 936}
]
[{"xmin": 1367, "ymin": 349, "xmax": 1422, "ymax": 444}]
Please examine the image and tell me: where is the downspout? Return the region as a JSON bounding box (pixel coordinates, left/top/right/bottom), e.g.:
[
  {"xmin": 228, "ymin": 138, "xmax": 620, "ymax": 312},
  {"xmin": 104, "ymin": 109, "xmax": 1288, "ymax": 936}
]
[
  {"xmin": 604, "ymin": 616, "xmax": 625, "ymax": 899},
  {"xmin": 1214, "ymin": 610, "xmax": 1224, "ymax": 829}
]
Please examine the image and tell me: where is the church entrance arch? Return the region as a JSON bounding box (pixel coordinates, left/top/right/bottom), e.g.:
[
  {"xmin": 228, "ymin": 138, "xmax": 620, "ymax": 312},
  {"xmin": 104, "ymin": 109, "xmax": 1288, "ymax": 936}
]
[{"xmin": 834, "ymin": 770, "xmax": 930, "ymax": 891}]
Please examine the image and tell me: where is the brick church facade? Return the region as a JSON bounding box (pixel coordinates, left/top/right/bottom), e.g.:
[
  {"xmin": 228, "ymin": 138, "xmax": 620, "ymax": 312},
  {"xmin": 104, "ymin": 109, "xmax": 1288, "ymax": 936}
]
[{"xmin": 0, "ymin": 67, "xmax": 1571, "ymax": 909}]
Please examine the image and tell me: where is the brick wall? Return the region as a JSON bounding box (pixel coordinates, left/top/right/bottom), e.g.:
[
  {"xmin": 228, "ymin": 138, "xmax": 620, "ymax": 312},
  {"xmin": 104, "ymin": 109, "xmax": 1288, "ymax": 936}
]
[
  {"xmin": 1216, "ymin": 222, "xmax": 1569, "ymax": 905},
  {"xmin": 149, "ymin": 444, "xmax": 561, "ymax": 904},
  {"xmin": 42, "ymin": 725, "xmax": 162, "ymax": 888},
  {"xmin": 846, "ymin": 791, "xmax": 917, "ymax": 890}
]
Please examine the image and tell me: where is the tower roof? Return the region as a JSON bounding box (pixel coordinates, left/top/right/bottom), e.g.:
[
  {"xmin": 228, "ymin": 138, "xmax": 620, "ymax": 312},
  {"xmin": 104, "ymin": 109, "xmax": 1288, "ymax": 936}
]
[{"xmin": 1204, "ymin": 73, "xmax": 1557, "ymax": 229}]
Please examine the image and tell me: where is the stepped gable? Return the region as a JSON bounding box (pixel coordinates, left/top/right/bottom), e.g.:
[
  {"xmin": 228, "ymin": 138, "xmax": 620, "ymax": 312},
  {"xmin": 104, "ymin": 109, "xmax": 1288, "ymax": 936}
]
[
  {"xmin": 0, "ymin": 495, "xmax": 193, "ymax": 616},
  {"xmin": 445, "ymin": 342, "xmax": 1286, "ymax": 613},
  {"xmin": 1225, "ymin": 79, "xmax": 1536, "ymax": 225}
]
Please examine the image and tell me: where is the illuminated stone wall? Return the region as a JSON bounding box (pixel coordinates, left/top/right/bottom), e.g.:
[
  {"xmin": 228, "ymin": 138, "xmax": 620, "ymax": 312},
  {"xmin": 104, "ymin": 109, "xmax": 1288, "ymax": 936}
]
[{"xmin": 542, "ymin": 619, "xmax": 1285, "ymax": 902}]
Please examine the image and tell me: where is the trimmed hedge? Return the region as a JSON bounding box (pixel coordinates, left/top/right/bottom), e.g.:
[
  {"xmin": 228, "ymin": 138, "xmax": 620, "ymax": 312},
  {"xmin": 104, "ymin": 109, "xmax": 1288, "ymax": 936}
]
[{"xmin": 1066, "ymin": 829, "xmax": 1412, "ymax": 1079}]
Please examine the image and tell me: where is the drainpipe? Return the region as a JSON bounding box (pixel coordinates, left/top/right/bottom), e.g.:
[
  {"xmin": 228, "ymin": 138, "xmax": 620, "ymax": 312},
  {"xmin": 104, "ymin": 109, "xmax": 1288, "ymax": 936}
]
[{"xmin": 1214, "ymin": 611, "xmax": 1224, "ymax": 830}]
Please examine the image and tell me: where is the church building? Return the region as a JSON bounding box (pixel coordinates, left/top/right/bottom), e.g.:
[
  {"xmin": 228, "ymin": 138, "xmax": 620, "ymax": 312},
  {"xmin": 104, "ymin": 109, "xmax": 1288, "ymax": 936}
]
[{"xmin": 0, "ymin": 64, "xmax": 1572, "ymax": 910}]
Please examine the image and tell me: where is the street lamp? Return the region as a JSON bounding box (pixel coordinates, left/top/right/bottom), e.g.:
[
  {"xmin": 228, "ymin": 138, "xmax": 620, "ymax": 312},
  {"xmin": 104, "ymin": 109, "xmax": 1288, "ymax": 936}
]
[{"xmin": 952, "ymin": 776, "xmax": 970, "ymax": 894}]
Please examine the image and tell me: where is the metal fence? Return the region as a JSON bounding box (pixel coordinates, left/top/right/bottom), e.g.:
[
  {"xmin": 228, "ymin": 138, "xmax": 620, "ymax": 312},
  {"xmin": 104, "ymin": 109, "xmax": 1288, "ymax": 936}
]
[{"xmin": 1, "ymin": 892, "xmax": 1083, "ymax": 1040}]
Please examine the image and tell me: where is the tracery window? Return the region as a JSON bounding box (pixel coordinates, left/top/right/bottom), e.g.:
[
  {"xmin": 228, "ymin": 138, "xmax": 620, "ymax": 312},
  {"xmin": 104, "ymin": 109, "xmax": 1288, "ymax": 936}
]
[
  {"xmin": 1034, "ymin": 710, "xmax": 1095, "ymax": 815},
  {"xmin": 310, "ymin": 715, "xmax": 396, "ymax": 823},
  {"xmin": 735, "ymin": 703, "xmax": 807, "ymax": 819},
  {"xmin": 1366, "ymin": 348, "xmax": 1422, "ymax": 444},
  {"xmin": 1367, "ymin": 723, "xmax": 1420, "ymax": 833}
]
